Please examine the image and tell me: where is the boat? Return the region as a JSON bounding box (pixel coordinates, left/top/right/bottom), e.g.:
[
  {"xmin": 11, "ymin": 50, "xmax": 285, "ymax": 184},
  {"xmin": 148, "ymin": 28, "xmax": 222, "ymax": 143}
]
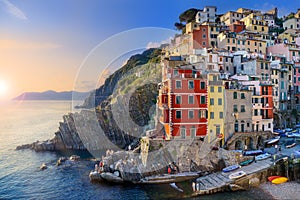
[
  {"xmin": 222, "ymin": 164, "xmax": 241, "ymax": 173},
  {"xmin": 272, "ymin": 177, "xmax": 288, "ymax": 184},
  {"xmin": 138, "ymin": 172, "xmax": 199, "ymax": 184},
  {"xmin": 294, "ymin": 150, "xmax": 300, "ymax": 158},
  {"xmin": 243, "ymin": 150, "xmax": 263, "ymax": 156},
  {"xmin": 229, "ymin": 171, "xmax": 246, "ymax": 179},
  {"xmin": 255, "ymin": 153, "xmax": 271, "ymax": 161},
  {"xmin": 239, "ymin": 159, "xmax": 254, "ymax": 166},
  {"xmin": 267, "ymin": 138, "xmax": 280, "ymax": 145},
  {"xmin": 268, "ymin": 176, "xmax": 281, "ymax": 182},
  {"xmin": 286, "ymin": 141, "xmax": 296, "ymax": 148},
  {"xmin": 70, "ymin": 155, "xmax": 80, "ymax": 161},
  {"xmin": 40, "ymin": 163, "xmax": 47, "ymax": 170}
]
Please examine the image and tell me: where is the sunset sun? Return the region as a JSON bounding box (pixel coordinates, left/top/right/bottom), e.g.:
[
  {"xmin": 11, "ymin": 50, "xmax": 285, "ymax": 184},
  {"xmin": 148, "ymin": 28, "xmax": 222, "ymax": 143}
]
[{"xmin": 0, "ymin": 80, "xmax": 8, "ymax": 97}]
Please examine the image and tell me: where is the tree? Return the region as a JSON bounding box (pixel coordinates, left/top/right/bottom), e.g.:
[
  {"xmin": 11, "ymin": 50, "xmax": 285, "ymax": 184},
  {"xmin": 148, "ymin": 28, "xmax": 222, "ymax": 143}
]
[
  {"xmin": 174, "ymin": 22, "xmax": 185, "ymax": 30},
  {"xmin": 179, "ymin": 8, "xmax": 199, "ymax": 23}
]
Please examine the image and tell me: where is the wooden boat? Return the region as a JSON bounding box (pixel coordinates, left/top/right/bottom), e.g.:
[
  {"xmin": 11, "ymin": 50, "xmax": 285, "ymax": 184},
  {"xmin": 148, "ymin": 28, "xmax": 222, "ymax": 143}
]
[
  {"xmin": 267, "ymin": 138, "xmax": 280, "ymax": 145},
  {"xmin": 255, "ymin": 153, "xmax": 271, "ymax": 161},
  {"xmin": 286, "ymin": 141, "xmax": 296, "ymax": 148},
  {"xmin": 268, "ymin": 176, "xmax": 281, "ymax": 182},
  {"xmin": 239, "ymin": 159, "xmax": 254, "ymax": 166},
  {"xmin": 138, "ymin": 172, "xmax": 199, "ymax": 184},
  {"xmin": 222, "ymin": 164, "xmax": 241, "ymax": 173},
  {"xmin": 229, "ymin": 171, "xmax": 246, "ymax": 180},
  {"xmin": 272, "ymin": 177, "xmax": 288, "ymax": 184}
]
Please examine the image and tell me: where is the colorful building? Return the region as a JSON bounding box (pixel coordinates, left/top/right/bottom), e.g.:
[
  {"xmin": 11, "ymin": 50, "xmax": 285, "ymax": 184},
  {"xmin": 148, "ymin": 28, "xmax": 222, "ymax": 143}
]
[{"xmin": 158, "ymin": 58, "xmax": 208, "ymax": 140}]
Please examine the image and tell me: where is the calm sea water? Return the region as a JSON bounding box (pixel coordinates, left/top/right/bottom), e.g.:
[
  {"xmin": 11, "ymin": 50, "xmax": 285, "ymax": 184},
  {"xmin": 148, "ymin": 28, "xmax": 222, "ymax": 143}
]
[{"xmin": 0, "ymin": 101, "xmax": 272, "ymax": 199}]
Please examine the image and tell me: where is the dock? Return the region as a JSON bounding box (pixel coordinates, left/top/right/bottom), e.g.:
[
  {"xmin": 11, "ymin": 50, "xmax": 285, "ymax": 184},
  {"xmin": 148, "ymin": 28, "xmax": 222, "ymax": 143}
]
[{"xmin": 193, "ymin": 157, "xmax": 274, "ymax": 195}]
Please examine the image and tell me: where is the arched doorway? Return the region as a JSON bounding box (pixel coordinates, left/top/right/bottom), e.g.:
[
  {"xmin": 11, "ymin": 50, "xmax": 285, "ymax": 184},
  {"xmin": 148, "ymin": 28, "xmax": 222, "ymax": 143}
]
[
  {"xmin": 256, "ymin": 136, "xmax": 264, "ymax": 149},
  {"xmin": 235, "ymin": 140, "xmax": 243, "ymax": 150},
  {"xmin": 249, "ymin": 137, "xmax": 254, "ymax": 150}
]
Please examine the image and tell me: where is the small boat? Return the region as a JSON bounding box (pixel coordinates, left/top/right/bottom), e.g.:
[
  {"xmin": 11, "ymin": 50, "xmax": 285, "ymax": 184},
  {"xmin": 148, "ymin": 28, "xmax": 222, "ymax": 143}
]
[
  {"xmin": 229, "ymin": 171, "xmax": 246, "ymax": 179},
  {"xmin": 243, "ymin": 150, "xmax": 263, "ymax": 156},
  {"xmin": 268, "ymin": 176, "xmax": 281, "ymax": 182},
  {"xmin": 255, "ymin": 153, "xmax": 271, "ymax": 161},
  {"xmin": 223, "ymin": 164, "xmax": 241, "ymax": 173},
  {"xmin": 70, "ymin": 155, "xmax": 80, "ymax": 161},
  {"xmin": 239, "ymin": 159, "xmax": 254, "ymax": 166},
  {"xmin": 267, "ymin": 138, "xmax": 280, "ymax": 145},
  {"xmin": 294, "ymin": 150, "xmax": 300, "ymax": 157},
  {"xmin": 286, "ymin": 141, "xmax": 296, "ymax": 148},
  {"xmin": 272, "ymin": 177, "xmax": 288, "ymax": 184},
  {"xmin": 40, "ymin": 163, "xmax": 47, "ymax": 170}
]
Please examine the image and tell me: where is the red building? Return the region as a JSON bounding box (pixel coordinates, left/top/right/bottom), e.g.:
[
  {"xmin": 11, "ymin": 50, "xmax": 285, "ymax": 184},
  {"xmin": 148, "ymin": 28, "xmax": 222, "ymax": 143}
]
[
  {"xmin": 191, "ymin": 25, "xmax": 209, "ymax": 49},
  {"xmin": 158, "ymin": 58, "xmax": 208, "ymax": 140},
  {"xmin": 260, "ymin": 83, "xmax": 274, "ymax": 131},
  {"xmin": 229, "ymin": 21, "xmax": 246, "ymax": 33}
]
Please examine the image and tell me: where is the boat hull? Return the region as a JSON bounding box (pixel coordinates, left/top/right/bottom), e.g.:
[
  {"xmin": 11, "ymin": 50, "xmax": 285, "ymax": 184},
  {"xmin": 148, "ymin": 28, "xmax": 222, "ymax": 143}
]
[{"xmin": 272, "ymin": 177, "xmax": 288, "ymax": 184}]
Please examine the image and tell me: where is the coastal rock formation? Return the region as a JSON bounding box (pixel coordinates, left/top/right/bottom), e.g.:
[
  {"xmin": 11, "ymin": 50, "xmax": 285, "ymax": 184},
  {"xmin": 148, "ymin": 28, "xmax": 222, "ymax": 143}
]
[{"xmin": 17, "ymin": 48, "xmax": 162, "ymax": 153}]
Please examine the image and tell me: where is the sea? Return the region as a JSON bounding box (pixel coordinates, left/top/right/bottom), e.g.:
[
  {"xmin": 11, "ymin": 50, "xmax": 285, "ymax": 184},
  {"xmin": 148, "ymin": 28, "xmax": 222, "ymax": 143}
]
[{"xmin": 0, "ymin": 101, "xmax": 274, "ymax": 200}]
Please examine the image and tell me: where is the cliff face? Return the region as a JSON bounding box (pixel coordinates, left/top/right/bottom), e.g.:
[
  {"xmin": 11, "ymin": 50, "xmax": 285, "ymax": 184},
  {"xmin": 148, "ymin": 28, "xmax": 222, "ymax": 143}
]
[{"xmin": 17, "ymin": 48, "xmax": 162, "ymax": 153}]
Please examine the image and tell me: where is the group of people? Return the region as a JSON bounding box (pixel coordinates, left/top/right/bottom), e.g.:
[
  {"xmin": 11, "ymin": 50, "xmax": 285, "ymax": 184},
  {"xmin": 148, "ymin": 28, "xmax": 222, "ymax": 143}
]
[
  {"xmin": 94, "ymin": 161, "xmax": 104, "ymax": 173},
  {"xmin": 166, "ymin": 162, "xmax": 179, "ymax": 174}
]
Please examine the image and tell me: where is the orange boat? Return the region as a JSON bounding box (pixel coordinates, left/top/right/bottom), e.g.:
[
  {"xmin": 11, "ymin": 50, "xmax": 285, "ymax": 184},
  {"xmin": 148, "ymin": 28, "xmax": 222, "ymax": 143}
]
[{"xmin": 268, "ymin": 176, "xmax": 281, "ymax": 182}]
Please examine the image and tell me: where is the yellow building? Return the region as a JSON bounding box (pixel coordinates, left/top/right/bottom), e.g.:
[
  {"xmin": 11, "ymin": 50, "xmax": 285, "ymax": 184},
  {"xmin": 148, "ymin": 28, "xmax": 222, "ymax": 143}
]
[
  {"xmin": 278, "ymin": 29, "xmax": 299, "ymax": 44},
  {"xmin": 207, "ymin": 73, "xmax": 225, "ymax": 146},
  {"xmin": 240, "ymin": 13, "xmax": 269, "ymax": 33},
  {"xmin": 220, "ymin": 11, "xmax": 247, "ymax": 25}
]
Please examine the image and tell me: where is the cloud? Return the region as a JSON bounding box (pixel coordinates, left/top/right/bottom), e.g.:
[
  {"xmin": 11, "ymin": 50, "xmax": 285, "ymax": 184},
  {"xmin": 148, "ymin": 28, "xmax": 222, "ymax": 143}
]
[
  {"xmin": 1, "ymin": 0, "xmax": 27, "ymax": 20},
  {"xmin": 146, "ymin": 37, "xmax": 173, "ymax": 49},
  {"xmin": 0, "ymin": 40, "xmax": 62, "ymax": 50}
]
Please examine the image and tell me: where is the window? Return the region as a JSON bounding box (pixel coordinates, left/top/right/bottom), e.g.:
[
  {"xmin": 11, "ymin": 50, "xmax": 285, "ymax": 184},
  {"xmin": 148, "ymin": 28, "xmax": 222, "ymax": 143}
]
[
  {"xmin": 241, "ymin": 93, "xmax": 245, "ymax": 99},
  {"xmin": 176, "ymin": 96, "xmax": 181, "ymax": 104},
  {"xmin": 261, "ymin": 63, "xmax": 264, "ymax": 69},
  {"xmin": 241, "ymin": 64, "xmax": 244, "ymax": 71},
  {"xmin": 176, "ymin": 80, "xmax": 181, "ymax": 89},
  {"xmin": 176, "ymin": 110, "xmax": 181, "ymax": 119},
  {"xmin": 201, "ymin": 96, "xmax": 206, "ymax": 104},
  {"xmin": 200, "ymin": 82, "xmax": 205, "ymax": 89},
  {"xmin": 227, "ymin": 38, "xmax": 230, "ymax": 43},
  {"xmin": 210, "ymin": 98, "xmax": 214, "ymax": 105},
  {"xmin": 265, "ymin": 63, "xmax": 268, "ymax": 70},
  {"xmin": 254, "ymin": 42, "xmax": 257, "ymax": 46},
  {"xmin": 268, "ymin": 123, "xmax": 271, "ymax": 129},
  {"xmin": 219, "ymin": 112, "xmax": 223, "ymax": 119},
  {"xmin": 218, "ymin": 87, "xmax": 222, "ymax": 93},
  {"xmin": 188, "ymin": 80, "xmax": 194, "ymax": 89},
  {"xmin": 241, "ymin": 105, "xmax": 245, "ymax": 112},
  {"xmin": 210, "ymin": 86, "xmax": 214, "ymax": 92},
  {"xmin": 248, "ymin": 41, "xmax": 250, "ymax": 45},
  {"xmin": 233, "ymin": 92, "xmax": 237, "ymax": 99},
  {"xmin": 174, "ymin": 69, "xmax": 178, "ymax": 76},
  {"xmin": 191, "ymin": 126, "xmax": 196, "ymax": 138},
  {"xmin": 218, "ymin": 98, "xmax": 222, "ymax": 105},
  {"xmin": 199, "ymin": 110, "xmax": 207, "ymax": 118},
  {"xmin": 254, "ymin": 109, "xmax": 258, "ymax": 116},
  {"xmin": 188, "ymin": 95, "xmax": 194, "ymax": 104},
  {"xmin": 211, "ymin": 27, "xmax": 214, "ymax": 31},
  {"xmin": 188, "ymin": 110, "xmax": 194, "ymax": 119},
  {"xmin": 254, "ymin": 26, "xmax": 257, "ymax": 30},
  {"xmin": 210, "ymin": 112, "xmax": 214, "ymax": 119},
  {"xmin": 180, "ymin": 127, "xmax": 186, "ymax": 139},
  {"xmin": 233, "ymin": 105, "xmax": 238, "ymax": 112},
  {"xmin": 202, "ymin": 42, "xmax": 206, "ymax": 46}
]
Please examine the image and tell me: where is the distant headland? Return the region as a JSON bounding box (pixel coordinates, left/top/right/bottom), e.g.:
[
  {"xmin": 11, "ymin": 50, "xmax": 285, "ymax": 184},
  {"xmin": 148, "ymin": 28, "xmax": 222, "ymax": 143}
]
[{"xmin": 12, "ymin": 90, "xmax": 90, "ymax": 101}]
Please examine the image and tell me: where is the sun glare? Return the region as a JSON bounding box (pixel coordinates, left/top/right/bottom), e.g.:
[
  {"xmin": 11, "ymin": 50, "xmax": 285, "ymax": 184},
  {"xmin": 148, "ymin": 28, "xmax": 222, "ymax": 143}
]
[{"xmin": 0, "ymin": 80, "xmax": 8, "ymax": 97}]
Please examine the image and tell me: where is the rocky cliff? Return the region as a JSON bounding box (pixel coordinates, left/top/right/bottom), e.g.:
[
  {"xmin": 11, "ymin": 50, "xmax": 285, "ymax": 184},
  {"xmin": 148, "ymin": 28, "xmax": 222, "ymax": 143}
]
[{"xmin": 17, "ymin": 48, "xmax": 162, "ymax": 153}]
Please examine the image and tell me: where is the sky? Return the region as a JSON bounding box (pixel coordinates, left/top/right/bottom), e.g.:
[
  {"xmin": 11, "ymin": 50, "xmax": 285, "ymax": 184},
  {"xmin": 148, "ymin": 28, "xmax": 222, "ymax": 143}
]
[{"xmin": 0, "ymin": 0, "xmax": 297, "ymax": 100}]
